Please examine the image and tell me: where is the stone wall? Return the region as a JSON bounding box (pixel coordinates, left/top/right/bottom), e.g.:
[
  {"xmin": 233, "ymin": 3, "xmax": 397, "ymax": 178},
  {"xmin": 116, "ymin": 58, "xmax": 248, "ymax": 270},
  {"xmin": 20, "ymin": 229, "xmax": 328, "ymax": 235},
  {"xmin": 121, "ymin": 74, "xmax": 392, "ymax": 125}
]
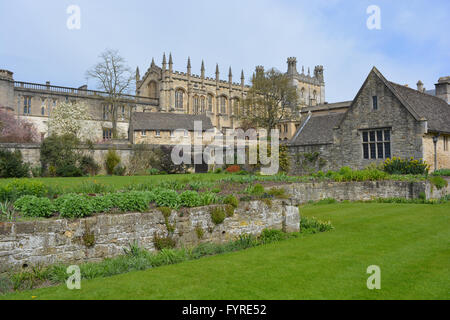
[
  {"xmin": 283, "ymin": 180, "xmax": 448, "ymax": 203},
  {"xmin": 0, "ymin": 200, "xmax": 300, "ymax": 272}
]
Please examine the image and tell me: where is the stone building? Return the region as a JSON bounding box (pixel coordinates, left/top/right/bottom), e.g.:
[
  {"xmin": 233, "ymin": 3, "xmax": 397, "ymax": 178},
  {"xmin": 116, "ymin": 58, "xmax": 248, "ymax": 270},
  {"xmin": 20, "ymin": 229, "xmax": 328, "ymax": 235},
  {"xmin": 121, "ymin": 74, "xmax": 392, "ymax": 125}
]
[
  {"xmin": 129, "ymin": 112, "xmax": 216, "ymax": 145},
  {"xmin": 290, "ymin": 67, "xmax": 450, "ymax": 173},
  {"xmin": 0, "ymin": 69, "xmax": 159, "ymax": 142},
  {"xmin": 135, "ymin": 54, "xmax": 325, "ymax": 134},
  {"xmin": 0, "ymin": 55, "xmax": 325, "ymax": 143}
]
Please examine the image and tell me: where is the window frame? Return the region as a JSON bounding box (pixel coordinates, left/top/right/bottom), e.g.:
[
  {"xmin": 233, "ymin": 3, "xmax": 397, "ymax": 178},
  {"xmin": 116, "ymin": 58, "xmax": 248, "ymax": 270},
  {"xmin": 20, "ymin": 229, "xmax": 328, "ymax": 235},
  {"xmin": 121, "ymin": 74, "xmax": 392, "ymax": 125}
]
[
  {"xmin": 362, "ymin": 128, "xmax": 391, "ymax": 160},
  {"xmin": 372, "ymin": 96, "xmax": 378, "ymax": 110}
]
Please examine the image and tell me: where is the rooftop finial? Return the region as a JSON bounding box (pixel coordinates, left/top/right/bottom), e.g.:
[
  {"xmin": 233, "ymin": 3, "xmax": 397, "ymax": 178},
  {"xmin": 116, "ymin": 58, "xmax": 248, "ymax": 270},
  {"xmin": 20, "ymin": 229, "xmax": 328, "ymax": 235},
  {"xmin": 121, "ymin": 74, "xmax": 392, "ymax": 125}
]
[
  {"xmin": 201, "ymin": 60, "xmax": 205, "ymax": 72},
  {"xmin": 151, "ymin": 58, "xmax": 155, "ymax": 68},
  {"xmin": 187, "ymin": 56, "xmax": 191, "ymax": 69}
]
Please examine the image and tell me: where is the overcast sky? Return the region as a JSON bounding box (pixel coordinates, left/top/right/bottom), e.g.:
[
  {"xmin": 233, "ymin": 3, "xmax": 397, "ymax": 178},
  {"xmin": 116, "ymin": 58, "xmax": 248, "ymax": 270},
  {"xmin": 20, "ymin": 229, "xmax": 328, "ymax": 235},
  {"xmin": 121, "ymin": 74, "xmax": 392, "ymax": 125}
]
[{"xmin": 1, "ymin": 0, "xmax": 449, "ymax": 102}]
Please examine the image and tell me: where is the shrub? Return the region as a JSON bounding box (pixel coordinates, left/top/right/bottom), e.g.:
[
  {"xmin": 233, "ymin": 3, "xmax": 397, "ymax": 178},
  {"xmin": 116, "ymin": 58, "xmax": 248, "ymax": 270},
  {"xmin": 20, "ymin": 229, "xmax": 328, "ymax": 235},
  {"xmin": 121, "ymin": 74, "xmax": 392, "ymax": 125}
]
[
  {"xmin": 225, "ymin": 204, "xmax": 235, "ymax": 217},
  {"xmin": 210, "ymin": 207, "xmax": 226, "ymax": 225},
  {"xmin": 105, "ymin": 148, "xmax": 121, "ymax": 175},
  {"xmin": 432, "ymin": 169, "xmax": 450, "ymax": 177},
  {"xmin": 113, "ymin": 164, "xmax": 127, "ymax": 176},
  {"xmin": 267, "ymin": 187, "xmax": 288, "ymax": 199},
  {"xmin": 223, "ymin": 195, "xmax": 239, "ymax": 208},
  {"xmin": 214, "ymin": 167, "xmax": 223, "ymax": 174},
  {"xmin": 199, "ymin": 192, "xmax": 219, "ymax": 206},
  {"xmin": 79, "ymin": 155, "xmax": 100, "ymax": 176},
  {"xmin": 153, "ymin": 234, "xmax": 176, "ymax": 250},
  {"xmin": 429, "ymin": 176, "xmax": 448, "ymax": 190},
  {"xmin": 148, "ymin": 168, "xmax": 160, "ymax": 175},
  {"xmin": 40, "ymin": 134, "xmax": 81, "ymax": 176},
  {"xmin": 89, "ymin": 196, "xmax": 114, "ymax": 213},
  {"xmin": 180, "ymin": 190, "xmax": 202, "ymax": 207},
  {"xmin": 195, "ymin": 225, "xmax": 205, "ymax": 240},
  {"xmin": 0, "ymin": 150, "xmax": 30, "ymax": 178},
  {"xmin": 247, "ymin": 183, "xmax": 265, "ymax": 196},
  {"xmin": 158, "ymin": 207, "xmax": 172, "ymax": 218},
  {"xmin": 301, "ymin": 216, "xmax": 334, "ymax": 234},
  {"xmin": 149, "ymin": 145, "xmax": 185, "ymax": 174},
  {"xmin": 0, "ymin": 179, "xmax": 48, "ymax": 202},
  {"xmin": 0, "ymin": 201, "xmax": 14, "ymax": 220},
  {"xmin": 55, "ymin": 163, "xmax": 83, "ymax": 177},
  {"xmin": 55, "ymin": 194, "xmax": 94, "ymax": 218},
  {"xmin": 259, "ymin": 229, "xmax": 287, "ymax": 244},
  {"xmin": 14, "ymin": 196, "xmax": 55, "ymax": 218},
  {"xmin": 152, "ymin": 188, "xmax": 181, "ymax": 209},
  {"xmin": 106, "ymin": 191, "xmax": 150, "ymax": 213},
  {"xmin": 31, "ymin": 166, "xmax": 42, "ymax": 178},
  {"xmin": 383, "ymin": 157, "xmax": 429, "ymax": 175}
]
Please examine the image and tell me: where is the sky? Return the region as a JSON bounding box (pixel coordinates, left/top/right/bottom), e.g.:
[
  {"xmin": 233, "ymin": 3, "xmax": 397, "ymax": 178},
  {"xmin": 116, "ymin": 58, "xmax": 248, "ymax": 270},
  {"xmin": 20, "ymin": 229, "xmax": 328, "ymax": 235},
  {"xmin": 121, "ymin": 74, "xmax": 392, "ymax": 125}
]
[{"xmin": 0, "ymin": 0, "xmax": 449, "ymax": 102}]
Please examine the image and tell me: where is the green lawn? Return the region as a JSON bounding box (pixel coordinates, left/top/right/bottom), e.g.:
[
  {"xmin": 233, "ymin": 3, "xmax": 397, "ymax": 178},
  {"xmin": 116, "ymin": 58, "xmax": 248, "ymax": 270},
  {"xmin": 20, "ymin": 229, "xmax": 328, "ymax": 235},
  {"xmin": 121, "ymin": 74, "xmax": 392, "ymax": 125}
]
[
  {"xmin": 2, "ymin": 202, "xmax": 449, "ymax": 300},
  {"xmin": 0, "ymin": 173, "xmax": 229, "ymax": 189}
]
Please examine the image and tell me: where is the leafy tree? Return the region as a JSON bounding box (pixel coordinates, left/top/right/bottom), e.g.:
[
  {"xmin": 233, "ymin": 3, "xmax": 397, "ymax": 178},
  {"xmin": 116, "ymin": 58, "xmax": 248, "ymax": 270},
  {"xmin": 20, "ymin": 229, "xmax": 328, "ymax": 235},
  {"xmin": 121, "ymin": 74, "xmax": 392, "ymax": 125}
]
[
  {"xmin": 0, "ymin": 149, "xmax": 30, "ymax": 178},
  {"xmin": 40, "ymin": 134, "xmax": 81, "ymax": 175},
  {"xmin": 238, "ymin": 68, "xmax": 299, "ymax": 132}
]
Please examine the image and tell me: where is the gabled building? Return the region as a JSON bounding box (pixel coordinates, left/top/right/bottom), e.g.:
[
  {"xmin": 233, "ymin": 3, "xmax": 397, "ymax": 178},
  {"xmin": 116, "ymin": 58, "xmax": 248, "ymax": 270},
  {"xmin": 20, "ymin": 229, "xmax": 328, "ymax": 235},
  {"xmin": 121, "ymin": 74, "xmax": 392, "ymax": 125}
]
[{"xmin": 290, "ymin": 67, "xmax": 450, "ymax": 173}]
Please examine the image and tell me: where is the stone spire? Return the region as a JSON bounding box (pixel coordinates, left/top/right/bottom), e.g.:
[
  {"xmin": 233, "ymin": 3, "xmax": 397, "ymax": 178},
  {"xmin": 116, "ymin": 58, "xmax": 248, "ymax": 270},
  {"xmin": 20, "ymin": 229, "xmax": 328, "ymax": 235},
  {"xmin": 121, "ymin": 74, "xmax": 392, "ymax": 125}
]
[
  {"xmin": 151, "ymin": 58, "xmax": 155, "ymax": 68},
  {"xmin": 136, "ymin": 67, "xmax": 140, "ymax": 82},
  {"xmin": 187, "ymin": 57, "xmax": 191, "ymax": 75},
  {"xmin": 302, "ymin": 66, "xmax": 305, "ymax": 74},
  {"xmin": 162, "ymin": 53, "xmax": 167, "ymax": 71},
  {"xmin": 228, "ymin": 67, "xmax": 232, "ymax": 83},
  {"xmin": 168, "ymin": 53, "xmax": 173, "ymax": 72},
  {"xmin": 241, "ymin": 70, "xmax": 245, "ymax": 87},
  {"xmin": 215, "ymin": 64, "xmax": 220, "ymax": 81},
  {"xmin": 308, "ymin": 67, "xmax": 310, "ymax": 76},
  {"xmin": 201, "ymin": 60, "xmax": 205, "ymax": 78}
]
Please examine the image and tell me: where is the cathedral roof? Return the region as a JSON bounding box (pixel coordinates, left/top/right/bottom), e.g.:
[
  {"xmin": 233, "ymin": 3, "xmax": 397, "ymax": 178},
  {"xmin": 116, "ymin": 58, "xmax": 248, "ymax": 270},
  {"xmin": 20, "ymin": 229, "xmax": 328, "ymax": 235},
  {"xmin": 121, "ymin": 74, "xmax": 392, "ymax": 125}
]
[{"xmin": 131, "ymin": 112, "xmax": 215, "ymax": 131}]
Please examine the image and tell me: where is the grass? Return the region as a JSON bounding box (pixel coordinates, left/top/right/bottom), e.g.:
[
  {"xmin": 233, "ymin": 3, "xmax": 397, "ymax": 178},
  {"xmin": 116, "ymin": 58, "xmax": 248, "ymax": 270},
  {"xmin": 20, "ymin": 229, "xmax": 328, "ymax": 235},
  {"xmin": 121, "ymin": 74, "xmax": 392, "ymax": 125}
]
[{"xmin": 2, "ymin": 202, "xmax": 449, "ymax": 300}]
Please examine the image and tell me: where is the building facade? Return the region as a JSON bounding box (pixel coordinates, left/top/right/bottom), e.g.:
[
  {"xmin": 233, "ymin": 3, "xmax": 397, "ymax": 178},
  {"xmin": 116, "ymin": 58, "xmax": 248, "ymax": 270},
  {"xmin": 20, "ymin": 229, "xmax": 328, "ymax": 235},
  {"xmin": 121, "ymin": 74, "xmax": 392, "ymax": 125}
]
[
  {"xmin": 290, "ymin": 67, "xmax": 450, "ymax": 173},
  {"xmin": 0, "ymin": 56, "xmax": 325, "ymax": 143}
]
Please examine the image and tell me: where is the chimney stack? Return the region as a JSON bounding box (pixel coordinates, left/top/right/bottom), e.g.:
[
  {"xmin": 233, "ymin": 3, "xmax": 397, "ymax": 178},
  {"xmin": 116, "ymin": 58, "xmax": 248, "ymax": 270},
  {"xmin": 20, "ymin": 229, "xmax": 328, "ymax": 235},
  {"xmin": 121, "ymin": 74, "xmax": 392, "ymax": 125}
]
[
  {"xmin": 416, "ymin": 80, "xmax": 424, "ymax": 93},
  {"xmin": 435, "ymin": 76, "xmax": 450, "ymax": 104}
]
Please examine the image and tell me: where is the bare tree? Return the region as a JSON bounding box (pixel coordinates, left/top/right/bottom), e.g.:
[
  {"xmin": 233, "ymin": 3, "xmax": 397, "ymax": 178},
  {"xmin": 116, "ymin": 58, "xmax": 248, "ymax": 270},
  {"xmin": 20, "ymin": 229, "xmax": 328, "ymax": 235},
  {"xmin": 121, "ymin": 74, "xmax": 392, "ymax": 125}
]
[
  {"xmin": 86, "ymin": 49, "xmax": 135, "ymax": 138},
  {"xmin": 238, "ymin": 68, "xmax": 299, "ymax": 133}
]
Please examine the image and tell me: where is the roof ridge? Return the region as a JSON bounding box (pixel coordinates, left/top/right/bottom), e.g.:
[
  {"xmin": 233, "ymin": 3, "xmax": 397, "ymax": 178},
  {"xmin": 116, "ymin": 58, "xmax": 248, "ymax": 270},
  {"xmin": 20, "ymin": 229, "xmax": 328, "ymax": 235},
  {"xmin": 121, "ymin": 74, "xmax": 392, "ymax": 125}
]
[{"xmin": 389, "ymin": 81, "xmax": 447, "ymax": 104}]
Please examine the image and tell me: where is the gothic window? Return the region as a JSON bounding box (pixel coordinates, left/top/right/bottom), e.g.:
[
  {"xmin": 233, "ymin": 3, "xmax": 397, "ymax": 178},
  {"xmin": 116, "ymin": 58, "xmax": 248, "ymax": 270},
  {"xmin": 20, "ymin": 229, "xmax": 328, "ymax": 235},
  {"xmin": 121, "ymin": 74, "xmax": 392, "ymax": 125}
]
[
  {"xmin": 362, "ymin": 129, "xmax": 391, "ymax": 160},
  {"xmin": 175, "ymin": 90, "xmax": 184, "ymax": 109},
  {"xmin": 220, "ymin": 96, "xmax": 227, "ymax": 114},
  {"xmin": 141, "ymin": 130, "xmax": 146, "ymax": 137},
  {"xmin": 23, "ymin": 97, "xmax": 31, "ymax": 115},
  {"xmin": 208, "ymin": 95, "xmax": 213, "ymax": 112},
  {"xmin": 148, "ymin": 81, "xmax": 158, "ymax": 98},
  {"xmin": 233, "ymin": 99, "xmax": 240, "ymax": 115},
  {"xmin": 194, "ymin": 96, "xmax": 199, "ymax": 114},
  {"xmin": 201, "ymin": 97, "xmax": 206, "ymax": 113},
  {"xmin": 444, "ymin": 136, "xmax": 448, "ymax": 151}
]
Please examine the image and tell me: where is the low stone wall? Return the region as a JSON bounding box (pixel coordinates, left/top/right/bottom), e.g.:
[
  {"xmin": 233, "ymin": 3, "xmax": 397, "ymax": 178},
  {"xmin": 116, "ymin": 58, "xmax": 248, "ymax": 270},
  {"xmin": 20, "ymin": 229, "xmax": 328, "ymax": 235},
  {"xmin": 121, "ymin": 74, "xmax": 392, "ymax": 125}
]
[
  {"xmin": 0, "ymin": 200, "xmax": 299, "ymax": 272},
  {"xmin": 283, "ymin": 180, "xmax": 448, "ymax": 203}
]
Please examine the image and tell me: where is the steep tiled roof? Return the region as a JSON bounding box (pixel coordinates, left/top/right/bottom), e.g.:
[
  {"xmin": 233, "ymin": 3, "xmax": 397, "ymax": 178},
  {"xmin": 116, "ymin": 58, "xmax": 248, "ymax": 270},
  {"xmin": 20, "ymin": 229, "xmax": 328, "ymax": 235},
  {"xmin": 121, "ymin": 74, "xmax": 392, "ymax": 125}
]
[
  {"xmin": 389, "ymin": 81, "xmax": 450, "ymax": 133},
  {"xmin": 290, "ymin": 113, "xmax": 345, "ymax": 146},
  {"xmin": 131, "ymin": 112, "xmax": 214, "ymax": 131},
  {"xmin": 301, "ymin": 101, "xmax": 352, "ymax": 113}
]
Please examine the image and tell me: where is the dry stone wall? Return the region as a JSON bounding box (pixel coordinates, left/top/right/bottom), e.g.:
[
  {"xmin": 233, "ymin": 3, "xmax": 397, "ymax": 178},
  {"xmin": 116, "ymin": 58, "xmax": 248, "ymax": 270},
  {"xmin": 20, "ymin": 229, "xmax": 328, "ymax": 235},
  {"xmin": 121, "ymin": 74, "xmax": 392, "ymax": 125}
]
[{"xmin": 0, "ymin": 200, "xmax": 299, "ymax": 272}]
